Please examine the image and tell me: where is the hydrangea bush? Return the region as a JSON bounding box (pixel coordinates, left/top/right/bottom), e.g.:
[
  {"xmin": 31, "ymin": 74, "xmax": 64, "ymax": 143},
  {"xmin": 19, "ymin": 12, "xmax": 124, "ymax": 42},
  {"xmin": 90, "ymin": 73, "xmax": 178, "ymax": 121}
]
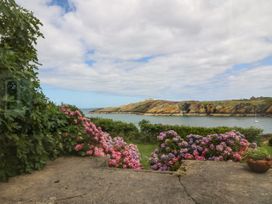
[
  {"xmin": 60, "ymin": 105, "xmax": 141, "ymax": 169},
  {"xmin": 150, "ymin": 130, "xmax": 256, "ymax": 171}
]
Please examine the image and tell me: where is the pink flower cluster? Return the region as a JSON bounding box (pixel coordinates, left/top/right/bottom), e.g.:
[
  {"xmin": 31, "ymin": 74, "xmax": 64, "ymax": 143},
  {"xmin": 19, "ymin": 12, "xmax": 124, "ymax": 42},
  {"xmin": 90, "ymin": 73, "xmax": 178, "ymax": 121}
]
[
  {"xmin": 60, "ymin": 106, "xmax": 141, "ymax": 170},
  {"xmin": 108, "ymin": 137, "xmax": 141, "ymax": 169},
  {"xmin": 150, "ymin": 130, "xmax": 255, "ymax": 171}
]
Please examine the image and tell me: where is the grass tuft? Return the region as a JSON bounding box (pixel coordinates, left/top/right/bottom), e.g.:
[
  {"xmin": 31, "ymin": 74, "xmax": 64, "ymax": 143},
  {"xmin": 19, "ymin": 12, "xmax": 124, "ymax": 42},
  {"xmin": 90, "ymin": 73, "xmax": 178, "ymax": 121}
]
[{"xmin": 136, "ymin": 143, "xmax": 157, "ymax": 169}]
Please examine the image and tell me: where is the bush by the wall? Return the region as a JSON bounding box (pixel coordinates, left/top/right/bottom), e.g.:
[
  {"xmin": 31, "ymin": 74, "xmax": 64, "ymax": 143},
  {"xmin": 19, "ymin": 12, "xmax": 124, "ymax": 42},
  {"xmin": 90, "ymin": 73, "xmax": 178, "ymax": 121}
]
[
  {"xmin": 0, "ymin": 1, "xmax": 80, "ymax": 181},
  {"xmin": 150, "ymin": 130, "xmax": 253, "ymax": 171},
  {"xmin": 89, "ymin": 117, "xmax": 140, "ymax": 142},
  {"xmin": 0, "ymin": 100, "xmax": 74, "ymax": 181},
  {"xmin": 61, "ymin": 106, "xmax": 142, "ymax": 169}
]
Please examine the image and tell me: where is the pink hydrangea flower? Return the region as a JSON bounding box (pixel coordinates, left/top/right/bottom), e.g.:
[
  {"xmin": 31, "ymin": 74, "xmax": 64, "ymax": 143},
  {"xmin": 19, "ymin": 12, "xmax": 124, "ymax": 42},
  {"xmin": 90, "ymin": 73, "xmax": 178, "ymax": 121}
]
[
  {"xmin": 61, "ymin": 106, "xmax": 142, "ymax": 170},
  {"xmin": 74, "ymin": 144, "xmax": 84, "ymax": 151},
  {"xmin": 150, "ymin": 130, "xmax": 253, "ymax": 171}
]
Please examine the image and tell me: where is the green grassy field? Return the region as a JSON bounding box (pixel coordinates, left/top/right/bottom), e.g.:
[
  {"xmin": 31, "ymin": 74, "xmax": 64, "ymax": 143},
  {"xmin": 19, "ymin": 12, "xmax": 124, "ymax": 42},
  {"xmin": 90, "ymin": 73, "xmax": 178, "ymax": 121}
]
[{"xmin": 136, "ymin": 143, "xmax": 157, "ymax": 169}]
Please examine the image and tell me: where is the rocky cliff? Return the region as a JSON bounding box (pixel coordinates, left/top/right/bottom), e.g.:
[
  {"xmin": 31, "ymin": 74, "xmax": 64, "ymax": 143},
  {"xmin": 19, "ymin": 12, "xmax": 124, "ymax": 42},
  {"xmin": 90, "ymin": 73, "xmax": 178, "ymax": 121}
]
[{"xmin": 92, "ymin": 97, "xmax": 272, "ymax": 116}]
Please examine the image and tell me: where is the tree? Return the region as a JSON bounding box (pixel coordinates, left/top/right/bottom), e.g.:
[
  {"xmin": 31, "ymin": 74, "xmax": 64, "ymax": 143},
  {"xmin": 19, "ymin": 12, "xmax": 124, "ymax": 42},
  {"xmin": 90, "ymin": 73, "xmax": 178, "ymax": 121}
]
[
  {"xmin": 0, "ymin": 0, "xmax": 44, "ymax": 109},
  {"xmin": 0, "ymin": 0, "xmax": 43, "ymax": 77},
  {"xmin": 0, "ymin": 0, "xmax": 60, "ymax": 181}
]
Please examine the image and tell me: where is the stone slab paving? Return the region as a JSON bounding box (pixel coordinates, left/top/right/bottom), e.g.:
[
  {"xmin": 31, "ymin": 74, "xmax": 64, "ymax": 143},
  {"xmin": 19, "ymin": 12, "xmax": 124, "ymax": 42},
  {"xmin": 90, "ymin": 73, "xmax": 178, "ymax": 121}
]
[
  {"xmin": 0, "ymin": 157, "xmax": 271, "ymax": 204},
  {"xmin": 178, "ymin": 160, "xmax": 272, "ymax": 204}
]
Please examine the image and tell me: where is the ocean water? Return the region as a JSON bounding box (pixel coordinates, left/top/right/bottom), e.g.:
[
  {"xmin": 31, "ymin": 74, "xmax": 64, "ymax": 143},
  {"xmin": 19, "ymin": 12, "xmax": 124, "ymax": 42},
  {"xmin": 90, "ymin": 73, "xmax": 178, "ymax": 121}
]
[{"xmin": 81, "ymin": 110, "xmax": 272, "ymax": 134}]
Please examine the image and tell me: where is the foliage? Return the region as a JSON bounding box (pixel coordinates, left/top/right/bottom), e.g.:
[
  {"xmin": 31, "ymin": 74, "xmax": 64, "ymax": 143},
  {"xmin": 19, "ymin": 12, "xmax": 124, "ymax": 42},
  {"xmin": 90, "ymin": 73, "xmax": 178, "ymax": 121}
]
[
  {"xmin": 0, "ymin": 0, "xmax": 56, "ymax": 181},
  {"xmin": 269, "ymin": 138, "xmax": 272, "ymax": 146},
  {"xmin": 260, "ymin": 145, "xmax": 272, "ymax": 155},
  {"xmin": 0, "ymin": 0, "xmax": 43, "ymax": 76},
  {"xmin": 150, "ymin": 130, "xmax": 255, "ymax": 171},
  {"xmin": 90, "ymin": 117, "xmax": 140, "ymax": 142},
  {"xmin": 0, "ymin": 100, "xmax": 71, "ymax": 181},
  {"xmin": 244, "ymin": 149, "xmax": 271, "ymax": 161},
  {"xmin": 139, "ymin": 120, "xmax": 262, "ymax": 144},
  {"xmin": 61, "ymin": 106, "xmax": 142, "ymax": 169}
]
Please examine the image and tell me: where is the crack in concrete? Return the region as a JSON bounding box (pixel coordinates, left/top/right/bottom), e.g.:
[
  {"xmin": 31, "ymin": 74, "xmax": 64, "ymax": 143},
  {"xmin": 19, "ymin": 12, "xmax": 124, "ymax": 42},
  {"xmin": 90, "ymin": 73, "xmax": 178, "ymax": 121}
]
[
  {"xmin": 178, "ymin": 176, "xmax": 199, "ymax": 204},
  {"xmin": 55, "ymin": 193, "xmax": 87, "ymax": 202}
]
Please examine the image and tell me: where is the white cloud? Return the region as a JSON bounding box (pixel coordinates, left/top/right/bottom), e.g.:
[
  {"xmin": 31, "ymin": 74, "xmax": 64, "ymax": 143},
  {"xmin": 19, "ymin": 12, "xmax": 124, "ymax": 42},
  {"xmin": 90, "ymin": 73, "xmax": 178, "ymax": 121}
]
[
  {"xmin": 16, "ymin": 0, "xmax": 272, "ymax": 99},
  {"xmin": 227, "ymin": 66, "xmax": 272, "ymax": 98}
]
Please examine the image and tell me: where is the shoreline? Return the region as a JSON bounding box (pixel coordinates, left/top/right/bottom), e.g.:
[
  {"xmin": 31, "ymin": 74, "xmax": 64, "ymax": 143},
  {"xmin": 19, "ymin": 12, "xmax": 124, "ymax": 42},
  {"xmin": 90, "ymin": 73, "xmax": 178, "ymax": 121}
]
[{"xmin": 89, "ymin": 111, "xmax": 272, "ymax": 117}]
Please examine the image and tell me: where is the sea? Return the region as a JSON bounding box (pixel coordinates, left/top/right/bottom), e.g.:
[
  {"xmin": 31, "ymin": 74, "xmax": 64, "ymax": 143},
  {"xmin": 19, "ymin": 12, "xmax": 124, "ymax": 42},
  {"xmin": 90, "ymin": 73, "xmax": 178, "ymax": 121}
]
[{"xmin": 81, "ymin": 109, "xmax": 272, "ymax": 134}]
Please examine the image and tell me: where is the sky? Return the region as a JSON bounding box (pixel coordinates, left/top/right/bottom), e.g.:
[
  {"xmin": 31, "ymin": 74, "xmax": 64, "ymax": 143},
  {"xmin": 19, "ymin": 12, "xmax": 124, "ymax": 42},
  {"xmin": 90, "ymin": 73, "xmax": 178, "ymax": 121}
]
[{"xmin": 16, "ymin": 0, "xmax": 272, "ymax": 108}]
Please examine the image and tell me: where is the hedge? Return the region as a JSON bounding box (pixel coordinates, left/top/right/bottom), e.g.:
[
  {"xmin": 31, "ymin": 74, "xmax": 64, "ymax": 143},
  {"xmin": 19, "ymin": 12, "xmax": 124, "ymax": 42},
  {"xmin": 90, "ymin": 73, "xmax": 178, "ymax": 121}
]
[
  {"xmin": 89, "ymin": 117, "xmax": 141, "ymax": 142},
  {"xmin": 138, "ymin": 120, "xmax": 263, "ymax": 144},
  {"xmin": 269, "ymin": 138, "xmax": 272, "ymax": 146}
]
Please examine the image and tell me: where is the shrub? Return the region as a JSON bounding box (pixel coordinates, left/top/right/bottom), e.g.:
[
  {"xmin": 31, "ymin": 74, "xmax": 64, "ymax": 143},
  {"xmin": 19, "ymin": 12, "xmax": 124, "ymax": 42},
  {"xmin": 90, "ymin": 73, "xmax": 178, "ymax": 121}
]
[
  {"xmin": 244, "ymin": 149, "xmax": 271, "ymax": 161},
  {"xmin": 269, "ymin": 138, "xmax": 272, "ymax": 146},
  {"xmin": 89, "ymin": 117, "xmax": 140, "ymax": 142},
  {"xmin": 139, "ymin": 120, "xmax": 262, "ymax": 144},
  {"xmin": 150, "ymin": 130, "xmax": 255, "ymax": 171},
  {"xmin": 0, "ymin": 101, "xmax": 70, "ymax": 181},
  {"xmin": 61, "ymin": 106, "xmax": 142, "ymax": 169}
]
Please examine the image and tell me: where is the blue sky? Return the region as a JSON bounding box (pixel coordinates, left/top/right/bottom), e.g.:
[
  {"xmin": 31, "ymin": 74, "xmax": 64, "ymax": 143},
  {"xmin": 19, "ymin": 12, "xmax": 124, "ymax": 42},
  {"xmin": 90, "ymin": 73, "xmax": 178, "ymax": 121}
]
[
  {"xmin": 42, "ymin": 84, "xmax": 143, "ymax": 108},
  {"xmin": 17, "ymin": 0, "xmax": 272, "ymax": 108},
  {"xmin": 49, "ymin": 0, "xmax": 75, "ymax": 13}
]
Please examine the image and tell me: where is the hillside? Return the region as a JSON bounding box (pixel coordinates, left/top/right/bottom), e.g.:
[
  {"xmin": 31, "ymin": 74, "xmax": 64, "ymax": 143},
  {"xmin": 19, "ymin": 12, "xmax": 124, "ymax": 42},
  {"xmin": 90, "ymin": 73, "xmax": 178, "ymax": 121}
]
[{"xmin": 92, "ymin": 97, "xmax": 272, "ymax": 116}]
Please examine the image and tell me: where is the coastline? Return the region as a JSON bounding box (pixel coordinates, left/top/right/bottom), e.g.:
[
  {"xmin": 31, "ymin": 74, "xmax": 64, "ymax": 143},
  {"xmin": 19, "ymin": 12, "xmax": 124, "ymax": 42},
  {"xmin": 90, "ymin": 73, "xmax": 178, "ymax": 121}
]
[{"xmin": 89, "ymin": 111, "xmax": 272, "ymax": 117}]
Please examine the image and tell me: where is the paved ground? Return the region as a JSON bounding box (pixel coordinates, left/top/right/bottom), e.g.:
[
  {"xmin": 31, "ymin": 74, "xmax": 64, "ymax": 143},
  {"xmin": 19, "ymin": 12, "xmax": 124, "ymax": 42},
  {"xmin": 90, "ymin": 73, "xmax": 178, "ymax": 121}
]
[{"xmin": 0, "ymin": 157, "xmax": 271, "ymax": 204}]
